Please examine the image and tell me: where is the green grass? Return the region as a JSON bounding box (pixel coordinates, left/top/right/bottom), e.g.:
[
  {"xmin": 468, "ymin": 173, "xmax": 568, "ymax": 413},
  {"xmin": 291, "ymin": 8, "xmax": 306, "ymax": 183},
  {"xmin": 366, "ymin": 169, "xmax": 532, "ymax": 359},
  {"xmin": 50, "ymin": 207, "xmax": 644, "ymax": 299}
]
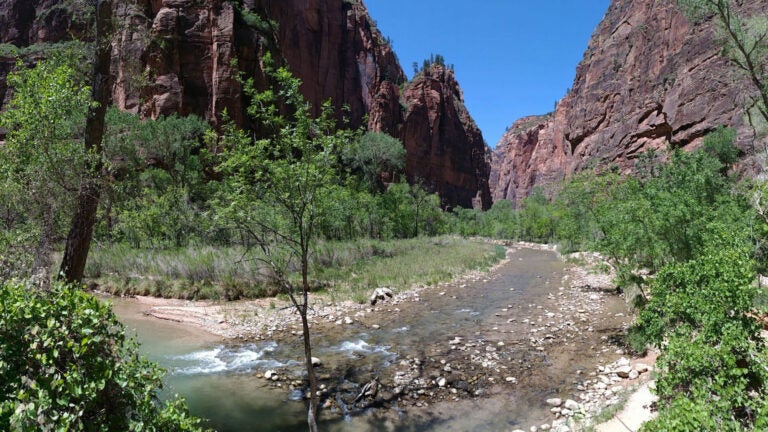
[
  {"xmin": 86, "ymin": 236, "xmax": 505, "ymax": 302},
  {"xmin": 313, "ymin": 237, "xmax": 505, "ymax": 303}
]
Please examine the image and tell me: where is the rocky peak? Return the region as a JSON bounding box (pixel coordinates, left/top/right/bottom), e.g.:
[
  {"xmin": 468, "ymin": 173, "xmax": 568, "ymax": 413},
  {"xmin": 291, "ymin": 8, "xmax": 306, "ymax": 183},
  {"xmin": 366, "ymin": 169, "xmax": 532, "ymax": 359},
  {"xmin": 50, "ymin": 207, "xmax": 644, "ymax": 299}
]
[
  {"xmin": 490, "ymin": 0, "xmax": 766, "ymax": 205},
  {"xmin": 400, "ymin": 64, "xmax": 492, "ymax": 209}
]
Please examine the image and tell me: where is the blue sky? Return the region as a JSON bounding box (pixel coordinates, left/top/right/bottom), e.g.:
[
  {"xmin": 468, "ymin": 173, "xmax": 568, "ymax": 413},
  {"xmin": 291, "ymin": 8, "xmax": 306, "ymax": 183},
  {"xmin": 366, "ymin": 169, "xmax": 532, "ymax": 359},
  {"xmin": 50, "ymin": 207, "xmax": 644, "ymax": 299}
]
[{"xmin": 365, "ymin": 0, "xmax": 610, "ymax": 148}]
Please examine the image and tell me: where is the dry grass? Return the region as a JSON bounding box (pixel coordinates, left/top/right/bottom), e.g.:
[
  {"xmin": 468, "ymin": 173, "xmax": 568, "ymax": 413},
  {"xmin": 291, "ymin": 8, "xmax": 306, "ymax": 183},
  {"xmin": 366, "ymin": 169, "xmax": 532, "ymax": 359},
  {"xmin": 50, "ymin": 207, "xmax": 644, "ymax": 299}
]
[{"xmin": 86, "ymin": 237, "xmax": 505, "ymax": 302}]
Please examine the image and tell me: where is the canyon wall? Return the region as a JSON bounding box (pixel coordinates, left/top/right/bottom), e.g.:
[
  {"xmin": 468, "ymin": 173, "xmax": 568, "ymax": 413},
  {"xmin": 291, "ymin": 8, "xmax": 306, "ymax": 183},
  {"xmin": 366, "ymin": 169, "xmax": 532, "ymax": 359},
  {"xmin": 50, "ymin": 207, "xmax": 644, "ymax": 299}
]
[
  {"xmin": 0, "ymin": 0, "xmax": 490, "ymax": 209},
  {"xmin": 491, "ymin": 0, "xmax": 766, "ymax": 204}
]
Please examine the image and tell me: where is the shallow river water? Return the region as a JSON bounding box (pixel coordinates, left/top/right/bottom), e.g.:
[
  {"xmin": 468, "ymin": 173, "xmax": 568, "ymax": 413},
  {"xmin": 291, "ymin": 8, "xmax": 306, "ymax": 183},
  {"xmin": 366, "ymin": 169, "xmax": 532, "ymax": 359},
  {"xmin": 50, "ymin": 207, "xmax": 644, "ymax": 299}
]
[{"xmin": 111, "ymin": 247, "xmax": 627, "ymax": 431}]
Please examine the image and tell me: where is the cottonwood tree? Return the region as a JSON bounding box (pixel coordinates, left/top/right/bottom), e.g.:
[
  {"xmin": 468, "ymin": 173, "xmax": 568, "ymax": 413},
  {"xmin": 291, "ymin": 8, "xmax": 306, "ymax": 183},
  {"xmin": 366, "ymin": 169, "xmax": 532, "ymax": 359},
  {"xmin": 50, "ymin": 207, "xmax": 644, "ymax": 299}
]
[
  {"xmin": 0, "ymin": 48, "xmax": 91, "ymax": 281},
  {"xmin": 215, "ymin": 59, "xmax": 354, "ymax": 432},
  {"xmin": 59, "ymin": 0, "xmax": 114, "ymax": 283},
  {"xmin": 1, "ymin": 0, "xmax": 115, "ymax": 283},
  {"xmin": 343, "ymin": 131, "xmax": 405, "ymax": 193}
]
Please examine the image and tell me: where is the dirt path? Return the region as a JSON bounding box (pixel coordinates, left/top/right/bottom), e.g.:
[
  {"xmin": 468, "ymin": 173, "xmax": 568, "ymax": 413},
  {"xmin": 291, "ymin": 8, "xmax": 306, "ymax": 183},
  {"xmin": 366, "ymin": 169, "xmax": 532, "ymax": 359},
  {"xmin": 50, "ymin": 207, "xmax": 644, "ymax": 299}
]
[{"xmin": 595, "ymin": 382, "xmax": 657, "ymax": 432}]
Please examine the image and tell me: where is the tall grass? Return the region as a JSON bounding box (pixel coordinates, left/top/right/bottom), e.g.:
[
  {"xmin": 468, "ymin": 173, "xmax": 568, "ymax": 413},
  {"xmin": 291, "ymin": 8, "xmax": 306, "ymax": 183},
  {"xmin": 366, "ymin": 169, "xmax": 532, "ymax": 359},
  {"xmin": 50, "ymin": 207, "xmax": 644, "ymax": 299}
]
[
  {"xmin": 86, "ymin": 237, "xmax": 505, "ymax": 302},
  {"xmin": 313, "ymin": 237, "xmax": 505, "ymax": 303}
]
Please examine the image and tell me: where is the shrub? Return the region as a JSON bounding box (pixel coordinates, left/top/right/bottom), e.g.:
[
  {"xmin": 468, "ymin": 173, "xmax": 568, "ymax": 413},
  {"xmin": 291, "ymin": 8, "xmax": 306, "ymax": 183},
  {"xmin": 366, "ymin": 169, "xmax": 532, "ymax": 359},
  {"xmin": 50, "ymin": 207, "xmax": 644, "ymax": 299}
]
[
  {"xmin": 636, "ymin": 226, "xmax": 768, "ymax": 431},
  {"xmin": 0, "ymin": 280, "xmax": 207, "ymax": 431}
]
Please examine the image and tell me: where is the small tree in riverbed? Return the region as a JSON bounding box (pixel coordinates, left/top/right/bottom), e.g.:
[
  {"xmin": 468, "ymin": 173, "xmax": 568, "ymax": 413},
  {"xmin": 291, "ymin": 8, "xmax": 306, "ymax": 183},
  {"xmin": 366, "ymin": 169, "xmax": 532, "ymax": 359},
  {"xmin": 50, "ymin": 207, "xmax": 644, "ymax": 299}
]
[{"xmin": 214, "ymin": 58, "xmax": 355, "ymax": 432}]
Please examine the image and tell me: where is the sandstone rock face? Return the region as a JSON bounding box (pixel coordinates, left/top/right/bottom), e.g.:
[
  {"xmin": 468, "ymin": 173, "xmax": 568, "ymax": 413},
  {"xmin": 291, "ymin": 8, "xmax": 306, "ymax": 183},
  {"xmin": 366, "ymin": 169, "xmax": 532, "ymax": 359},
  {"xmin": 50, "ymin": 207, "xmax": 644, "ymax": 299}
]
[
  {"xmin": 0, "ymin": 0, "xmax": 489, "ymax": 209},
  {"xmin": 491, "ymin": 0, "xmax": 767, "ymax": 205},
  {"xmin": 260, "ymin": 0, "xmax": 405, "ymax": 132},
  {"xmin": 401, "ymin": 65, "xmax": 491, "ymax": 209}
]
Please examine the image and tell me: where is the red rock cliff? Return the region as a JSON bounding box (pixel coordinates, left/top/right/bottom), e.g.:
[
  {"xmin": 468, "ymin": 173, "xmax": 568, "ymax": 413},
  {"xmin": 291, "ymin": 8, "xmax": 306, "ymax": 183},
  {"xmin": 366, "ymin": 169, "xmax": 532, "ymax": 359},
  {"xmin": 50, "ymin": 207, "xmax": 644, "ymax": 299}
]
[
  {"xmin": 401, "ymin": 65, "xmax": 491, "ymax": 209},
  {"xmin": 491, "ymin": 0, "xmax": 766, "ymax": 205},
  {"xmin": 0, "ymin": 0, "xmax": 489, "ymax": 209}
]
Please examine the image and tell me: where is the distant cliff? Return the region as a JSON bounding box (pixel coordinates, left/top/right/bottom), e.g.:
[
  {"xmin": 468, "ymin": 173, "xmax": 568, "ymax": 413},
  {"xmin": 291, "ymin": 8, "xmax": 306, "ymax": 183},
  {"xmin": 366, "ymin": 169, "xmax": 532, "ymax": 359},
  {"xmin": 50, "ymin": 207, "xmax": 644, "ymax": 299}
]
[
  {"xmin": 491, "ymin": 0, "xmax": 766, "ymax": 205},
  {"xmin": 400, "ymin": 65, "xmax": 491, "ymax": 209},
  {"xmin": 0, "ymin": 0, "xmax": 490, "ymax": 209}
]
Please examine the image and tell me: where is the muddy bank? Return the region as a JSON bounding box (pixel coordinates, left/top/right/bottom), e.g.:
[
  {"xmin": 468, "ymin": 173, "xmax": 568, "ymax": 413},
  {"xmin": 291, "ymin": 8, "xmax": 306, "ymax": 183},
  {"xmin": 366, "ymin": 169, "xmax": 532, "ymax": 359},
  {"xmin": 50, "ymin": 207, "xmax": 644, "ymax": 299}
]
[{"xmin": 108, "ymin": 243, "xmax": 648, "ymax": 432}]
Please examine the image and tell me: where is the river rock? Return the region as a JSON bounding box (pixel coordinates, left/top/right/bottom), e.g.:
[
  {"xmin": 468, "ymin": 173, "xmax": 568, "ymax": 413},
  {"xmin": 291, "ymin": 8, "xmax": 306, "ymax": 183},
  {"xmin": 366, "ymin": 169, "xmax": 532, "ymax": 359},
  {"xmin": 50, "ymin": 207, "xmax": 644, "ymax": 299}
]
[
  {"xmin": 635, "ymin": 363, "xmax": 651, "ymax": 373},
  {"xmin": 564, "ymin": 399, "xmax": 579, "ymax": 410},
  {"xmin": 629, "ymin": 369, "xmax": 640, "ymax": 380},
  {"xmin": 311, "ymin": 357, "xmax": 322, "ymax": 367},
  {"xmin": 264, "ymin": 370, "xmax": 275, "ymax": 380},
  {"xmin": 614, "ymin": 365, "xmax": 632, "ymax": 378},
  {"xmin": 546, "ymin": 398, "xmax": 563, "ymax": 407}
]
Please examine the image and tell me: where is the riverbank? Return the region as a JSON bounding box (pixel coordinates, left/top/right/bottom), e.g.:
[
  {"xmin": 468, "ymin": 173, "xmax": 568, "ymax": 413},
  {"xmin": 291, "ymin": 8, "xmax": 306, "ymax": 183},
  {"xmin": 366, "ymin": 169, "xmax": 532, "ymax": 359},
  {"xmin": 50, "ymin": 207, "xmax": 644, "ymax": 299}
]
[{"xmin": 106, "ymin": 242, "xmax": 655, "ymax": 432}]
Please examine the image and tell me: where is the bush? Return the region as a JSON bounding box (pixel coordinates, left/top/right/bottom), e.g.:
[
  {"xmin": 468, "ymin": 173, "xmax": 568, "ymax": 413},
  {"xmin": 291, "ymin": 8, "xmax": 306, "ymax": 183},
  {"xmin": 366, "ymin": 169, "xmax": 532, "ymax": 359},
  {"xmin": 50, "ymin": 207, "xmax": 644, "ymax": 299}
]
[
  {"xmin": 635, "ymin": 226, "xmax": 768, "ymax": 431},
  {"xmin": 0, "ymin": 280, "xmax": 207, "ymax": 431}
]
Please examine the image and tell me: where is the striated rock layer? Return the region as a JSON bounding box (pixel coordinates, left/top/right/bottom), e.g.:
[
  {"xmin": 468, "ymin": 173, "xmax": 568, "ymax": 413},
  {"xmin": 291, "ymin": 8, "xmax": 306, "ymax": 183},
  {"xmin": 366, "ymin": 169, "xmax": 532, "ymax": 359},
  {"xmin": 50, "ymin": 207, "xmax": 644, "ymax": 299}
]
[
  {"xmin": 0, "ymin": 0, "xmax": 490, "ymax": 209},
  {"xmin": 491, "ymin": 0, "xmax": 767, "ymax": 205}
]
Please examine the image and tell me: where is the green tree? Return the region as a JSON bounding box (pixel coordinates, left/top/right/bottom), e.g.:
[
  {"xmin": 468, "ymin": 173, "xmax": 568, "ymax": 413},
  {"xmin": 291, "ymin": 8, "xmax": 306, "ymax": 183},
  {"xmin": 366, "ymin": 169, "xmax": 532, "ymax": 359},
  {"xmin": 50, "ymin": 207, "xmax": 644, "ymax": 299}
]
[
  {"xmin": 0, "ymin": 280, "xmax": 207, "ymax": 431},
  {"xmin": 518, "ymin": 189, "xmax": 556, "ymax": 242},
  {"xmin": 0, "ymin": 47, "xmax": 91, "ymax": 280},
  {"xmin": 343, "ymin": 131, "xmax": 405, "ymax": 194},
  {"xmin": 215, "ymin": 61, "xmax": 354, "ymax": 432},
  {"xmin": 60, "ymin": 0, "xmax": 115, "ymax": 283},
  {"xmin": 99, "ymin": 110, "xmax": 212, "ymax": 248},
  {"xmin": 702, "ymin": 126, "xmax": 739, "ymax": 168}
]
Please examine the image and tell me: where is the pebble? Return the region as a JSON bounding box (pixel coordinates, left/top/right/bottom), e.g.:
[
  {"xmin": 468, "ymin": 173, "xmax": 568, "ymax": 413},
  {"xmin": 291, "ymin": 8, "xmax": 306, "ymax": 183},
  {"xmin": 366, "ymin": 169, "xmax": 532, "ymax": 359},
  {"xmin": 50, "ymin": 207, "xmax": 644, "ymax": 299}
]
[
  {"xmin": 614, "ymin": 365, "xmax": 632, "ymax": 378},
  {"xmin": 546, "ymin": 398, "xmax": 563, "ymax": 407}
]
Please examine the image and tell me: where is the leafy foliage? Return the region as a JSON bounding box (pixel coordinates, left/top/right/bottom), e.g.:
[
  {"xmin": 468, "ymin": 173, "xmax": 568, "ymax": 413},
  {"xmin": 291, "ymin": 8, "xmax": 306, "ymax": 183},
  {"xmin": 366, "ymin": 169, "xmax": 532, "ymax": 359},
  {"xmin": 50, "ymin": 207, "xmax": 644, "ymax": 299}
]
[
  {"xmin": 214, "ymin": 54, "xmax": 360, "ymax": 431},
  {"xmin": 99, "ymin": 109, "xmax": 213, "ymax": 248},
  {"xmin": 343, "ymin": 131, "xmax": 405, "ymax": 193},
  {"xmin": 636, "ymin": 228, "xmax": 768, "ymax": 431},
  {"xmin": 0, "ymin": 280, "xmax": 207, "ymax": 431},
  {"xmin": 0, "ymin": 47, "xmax": 92, "ymax": 277}
]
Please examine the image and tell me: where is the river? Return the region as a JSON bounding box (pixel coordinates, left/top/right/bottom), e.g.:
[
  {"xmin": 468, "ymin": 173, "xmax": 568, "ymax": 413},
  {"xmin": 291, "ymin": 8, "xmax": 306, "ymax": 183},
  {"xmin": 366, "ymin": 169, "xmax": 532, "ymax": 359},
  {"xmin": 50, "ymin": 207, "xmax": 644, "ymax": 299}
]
[{"xmin": 111, "ymin": 247, "xmax": 628, "ymax": 431}]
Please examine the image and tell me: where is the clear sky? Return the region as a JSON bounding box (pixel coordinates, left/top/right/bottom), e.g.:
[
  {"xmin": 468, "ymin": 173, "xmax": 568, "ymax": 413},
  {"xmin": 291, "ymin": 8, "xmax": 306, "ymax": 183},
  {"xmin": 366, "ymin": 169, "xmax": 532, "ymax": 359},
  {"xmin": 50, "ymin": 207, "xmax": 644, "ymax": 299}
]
[{"xmin": 365, "ymin": 0, "xmax": 610, "ymax": 148}]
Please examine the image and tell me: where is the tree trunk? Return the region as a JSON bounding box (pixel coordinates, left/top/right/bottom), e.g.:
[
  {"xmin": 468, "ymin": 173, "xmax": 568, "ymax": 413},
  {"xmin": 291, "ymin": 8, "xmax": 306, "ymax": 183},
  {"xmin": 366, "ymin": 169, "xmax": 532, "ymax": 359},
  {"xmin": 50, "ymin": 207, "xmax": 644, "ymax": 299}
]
[
  {"xmin": 301, "ymin": 254, "xmax": 319, "ymax": 432},
  {"xmin": 32, "ymin": 200, "xmax": 56, "ymax": 285},
  {"xmin": 302, "ymin": 310, "xmax": 319, "ymax": 432},
  {"xmin": 59, "ymin": 0, "xmax": 113, "ymax": 284}
]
